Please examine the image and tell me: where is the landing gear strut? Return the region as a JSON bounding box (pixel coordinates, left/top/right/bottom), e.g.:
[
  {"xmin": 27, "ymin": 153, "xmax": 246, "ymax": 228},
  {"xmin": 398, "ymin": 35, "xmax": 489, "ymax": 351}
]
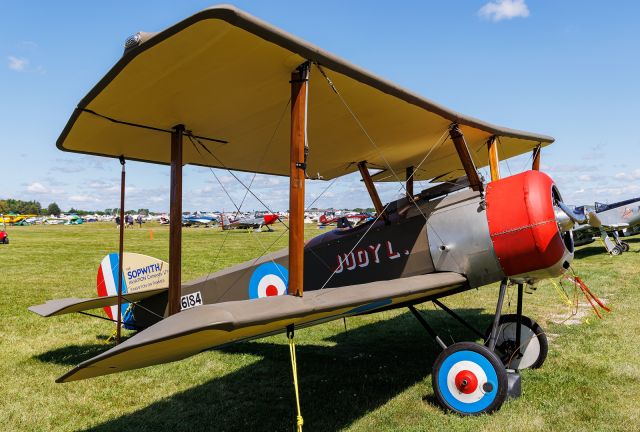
[
  {"xmin": 600, "ymin": 228, "xmax": 628, "ymax": 255},
  {"xmin": 409, "ymin": 279, "xmax": 546, "ymax": 415},
  {"xmin": 612, "ymin": 231, "xmax": 630, "ymax": 252},
  {"xmin": 484, "ymin": 282, "xmax": 548, "ymax": 370}
]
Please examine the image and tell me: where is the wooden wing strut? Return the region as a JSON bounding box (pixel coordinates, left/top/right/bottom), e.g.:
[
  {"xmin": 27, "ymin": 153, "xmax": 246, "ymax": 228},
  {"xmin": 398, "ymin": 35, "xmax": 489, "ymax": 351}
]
[
  {"xmin": 289, "ymin": 63, "xmax": 309, "ymax": 297},
  {"xmin": 406, "ymin": 166, "xmax": 414, "ymax": 198},
  {"xmin": 358, "ymin": 161, "xmax": 384, "ymax": 216},
  {"xmin": 169, "ymin": 125, "xmax": 185, "ymax": 315},
  {"xmin": 449, "ymin": 124, "xmax": 483, "ymax": 192},
  {"xmin": 487, "ymin": 136, "xmax": 500, "ymax": 182},
  {"xmin": 532, "ymin": 144, "xmax": 541, "ymax": 171}
]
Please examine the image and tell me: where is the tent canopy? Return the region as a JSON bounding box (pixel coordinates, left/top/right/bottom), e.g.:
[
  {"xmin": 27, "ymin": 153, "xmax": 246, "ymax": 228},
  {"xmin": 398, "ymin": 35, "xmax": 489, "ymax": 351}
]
[{"xmin": 58, "ymin": 5, "xmax": 554, "ymax": 182}]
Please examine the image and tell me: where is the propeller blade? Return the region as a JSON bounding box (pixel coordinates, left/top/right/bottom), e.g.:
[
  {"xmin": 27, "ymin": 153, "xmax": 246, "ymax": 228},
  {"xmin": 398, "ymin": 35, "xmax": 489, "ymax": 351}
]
[
  {"xmin": 557, "ymin": 201, "xmax": 588, "ymax": 225},
  {"xmin": 587, "ymin": 211, "xmax": 602, "ymax": 228}
]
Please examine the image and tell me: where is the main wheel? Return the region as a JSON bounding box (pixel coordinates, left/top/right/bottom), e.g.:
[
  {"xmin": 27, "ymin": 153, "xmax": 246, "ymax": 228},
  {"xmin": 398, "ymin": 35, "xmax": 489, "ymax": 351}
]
[
  {"xmin": 432, "ymin": 342, "xmax": 508, "ymax": 415},
  {"xmin": 611, "ymin": 245, "xmax": 623, "ymax": 256},
  {"xmin": 485, "ymin": 314, "xmax": 548, "ymax": 370},
  {"xmin": 620, "ymin": 242, "xmax": 630, "ymax": 252}
]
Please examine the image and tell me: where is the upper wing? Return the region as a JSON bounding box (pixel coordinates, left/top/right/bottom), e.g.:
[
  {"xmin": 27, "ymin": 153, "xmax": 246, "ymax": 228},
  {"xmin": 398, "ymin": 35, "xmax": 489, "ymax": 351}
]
[
  {"xmin": 58, "ymin": 272, "xmax": 467, "ymax": 382},
  {"xmin": 57, "ymin": 5, "xmax": 552, "ymax": 182},
  {"xmin": 28, "ymin": 288, "xmax": 167, "ymax": 317}
]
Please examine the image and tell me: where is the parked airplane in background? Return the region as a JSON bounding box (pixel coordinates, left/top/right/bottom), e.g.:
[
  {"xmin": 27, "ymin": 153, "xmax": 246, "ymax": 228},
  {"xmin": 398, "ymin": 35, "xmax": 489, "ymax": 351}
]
[
  {"xmin": 571, "ymin": 196, "xmax": 640, "ymax": 255},
  {"xmin": 221, "ymin": 211, "xmax": 279, "ymax": 231},
  {"xmin": 1, "ymin": 214, "xmax": 37, "ymax": 225},
  {"xmin": 182, "ymin": 212, "xmax": 219, "ymax": 227},
  {"xmin": 318, "ymin": 212, "xmax": 372, "ymax": 228}
]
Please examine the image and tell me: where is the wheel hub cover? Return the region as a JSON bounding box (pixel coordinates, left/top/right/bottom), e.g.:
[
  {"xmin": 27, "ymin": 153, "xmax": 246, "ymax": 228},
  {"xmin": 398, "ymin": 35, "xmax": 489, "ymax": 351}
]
[{"xmin": 454, "ymin": 370, "xmax": 478, "ymax": 394}]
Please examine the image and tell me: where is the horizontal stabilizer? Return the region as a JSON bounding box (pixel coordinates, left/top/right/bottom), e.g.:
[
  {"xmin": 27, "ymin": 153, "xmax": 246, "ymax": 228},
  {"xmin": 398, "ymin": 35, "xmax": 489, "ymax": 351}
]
[
  {"xmin": 28, "ymin": 288, "xmax": 168, "ymax": 317},
  {"xmin": 58, "ymin": 272, "xmax": 467, "ymax": 382}
]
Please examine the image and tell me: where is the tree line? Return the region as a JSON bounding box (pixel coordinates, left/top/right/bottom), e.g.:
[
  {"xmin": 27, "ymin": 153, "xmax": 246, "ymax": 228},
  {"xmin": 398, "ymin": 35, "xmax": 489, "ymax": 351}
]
[{"xmin": 0, "ymin": 198, "xmax": 150, "ymax": 217}]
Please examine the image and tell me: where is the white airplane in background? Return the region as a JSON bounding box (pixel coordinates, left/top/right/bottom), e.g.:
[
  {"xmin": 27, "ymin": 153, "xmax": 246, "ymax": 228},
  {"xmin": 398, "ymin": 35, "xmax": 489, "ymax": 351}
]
[{"xmin": 571, "ymin": 196, "xmax": 640, "ymax": 254}]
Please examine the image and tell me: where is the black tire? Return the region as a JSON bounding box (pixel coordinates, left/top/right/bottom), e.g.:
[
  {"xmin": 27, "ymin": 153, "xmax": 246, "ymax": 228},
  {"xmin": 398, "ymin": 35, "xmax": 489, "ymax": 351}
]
[
  {"xmin": 620, "ymin": 242, "xmax": 630, "ymax": 252},
  {"xmin": 485, "ymin": 314, "xmax": 548, "ymax": 370},
  {"xmin": 611, "ymin": 245, "xmax": 623, "ymax": 256},
  {"xmin": 432, "ymin": 342, "xmax": 508, "ymax": 416}
]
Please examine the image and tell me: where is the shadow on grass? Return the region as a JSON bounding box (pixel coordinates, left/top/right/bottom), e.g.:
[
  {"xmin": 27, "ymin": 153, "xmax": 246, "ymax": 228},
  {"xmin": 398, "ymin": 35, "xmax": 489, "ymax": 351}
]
[
  {"xmin": 575, "ymin": 234, "xmax": 640, "ymax": 259},
  {"xmin": 69, "ymin": 308, "xmax": 492, "ymax": 432},
  {"xmin": 34, "ymin": 344, "xmax": 108, "ymax": 366},
  {"xmin": 34, "ymin": 335, "xmax": 132, "ymax": 366},
  {"xmin": 574, "ymin": 246, "xmax": 610, "ymax": 259}
]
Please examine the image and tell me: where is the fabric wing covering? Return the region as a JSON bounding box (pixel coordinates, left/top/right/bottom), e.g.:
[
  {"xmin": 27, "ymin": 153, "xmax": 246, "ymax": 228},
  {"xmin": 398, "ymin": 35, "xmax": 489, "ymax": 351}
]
[
  {"xmin": 58, "ymin": 272, "xmax": 467, "ymax": 382},
  {"xmin": 28, "ymin": 288, "xmax": 168, "ymax": 317},
  {"xmin": 57, "ymin": 5, "xmax": 553, "ymax": 182}
]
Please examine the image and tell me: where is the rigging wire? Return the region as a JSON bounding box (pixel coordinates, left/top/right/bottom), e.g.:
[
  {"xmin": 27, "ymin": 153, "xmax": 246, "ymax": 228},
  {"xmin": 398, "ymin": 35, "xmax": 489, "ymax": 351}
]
[
  {"xmin": 497, "ymin": 137, "xmax": 513, "ymax": 176},
  {"xmin": 185, "ymin": 98, "xmax": 291, "ymax": 288},
  {"xmin": 318, "ymin": 200, "xmax": 394, "ymax": 290},
  {"xmin": 189, "ymin": 134, "xmax": 289, "ymax": 229},
  {"xmin": 236, "ymin": 98, "xmax": 292, "ymax": 216},
  {"xmin": 188, "ymin": 135, "xmax": 289, "ymax": 287},
  {"xmin": 315, "ymin": 63, "xmax": 462, "ymax": 271},
  {"xmin": 521, "ymin": 145, "xmax": 535, "ymax": 172}
]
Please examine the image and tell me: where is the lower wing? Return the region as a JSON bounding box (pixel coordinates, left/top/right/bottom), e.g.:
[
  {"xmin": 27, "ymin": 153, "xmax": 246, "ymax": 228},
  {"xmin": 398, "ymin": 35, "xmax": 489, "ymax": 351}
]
[{"xmin": 58, "ymin": 272, "xmax": 467, "ymax": 382}]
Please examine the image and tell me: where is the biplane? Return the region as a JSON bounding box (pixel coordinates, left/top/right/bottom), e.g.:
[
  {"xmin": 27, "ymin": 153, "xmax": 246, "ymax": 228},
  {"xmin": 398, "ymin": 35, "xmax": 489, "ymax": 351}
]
[
  {"xmin": 30, "ymin": 5, "xmax": 598, "ymax": 417},
  {"xmin": 1, "ymin": 213, "xmax": 37, "ymax": 225}
]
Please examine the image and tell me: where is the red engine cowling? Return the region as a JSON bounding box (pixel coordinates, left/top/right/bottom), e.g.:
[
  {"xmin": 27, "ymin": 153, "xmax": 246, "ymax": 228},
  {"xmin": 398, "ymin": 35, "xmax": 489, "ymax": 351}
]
[{"xmin": 485, "ymin": 170, "xmax": 573, "ymax": 281}]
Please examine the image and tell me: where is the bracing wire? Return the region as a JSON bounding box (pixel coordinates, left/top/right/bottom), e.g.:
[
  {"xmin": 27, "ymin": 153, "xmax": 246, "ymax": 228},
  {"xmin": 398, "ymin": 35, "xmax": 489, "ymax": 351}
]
[
  {"xmin": 315, "ymin": 62, "xmax": 462, "ymax": 270},
  {"xmin": 236, "ymin": 98, "xmax": 292, "ymax": 216},
  {"xmin": 187, "ymin": 137, "xmax": 290, "ymax": 285},
  {"xmin": 187, "ymin": 98, "xmax": 291, "ymax": 287},
  {"xmin": 189, "ymin": 134, "xmax": 289, "ymax": 229},
  {"xmin": 497, "ymin": 137, "xmax": 513, "ymax": 176},
  {"xmin": 319, "ymin": 200, "xmax": 395, "ymax": 290}
]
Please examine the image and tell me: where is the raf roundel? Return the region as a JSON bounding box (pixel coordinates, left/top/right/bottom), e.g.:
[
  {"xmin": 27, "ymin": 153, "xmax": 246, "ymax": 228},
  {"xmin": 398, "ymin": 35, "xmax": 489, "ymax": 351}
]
[
  {"xmin": 248, "ymin": 262, "xmax": 289, "ymax": 299},
  {"xmin": 432, "ymin": 342, "xmax": 507, "ymax": 415}
]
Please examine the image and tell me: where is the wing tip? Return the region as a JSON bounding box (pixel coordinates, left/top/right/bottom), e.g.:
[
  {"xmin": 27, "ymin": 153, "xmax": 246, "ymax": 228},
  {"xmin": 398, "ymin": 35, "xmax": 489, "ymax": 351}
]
[{"xmin": 27, "ymin": 305, "xmax": 53, "ymax": 317}]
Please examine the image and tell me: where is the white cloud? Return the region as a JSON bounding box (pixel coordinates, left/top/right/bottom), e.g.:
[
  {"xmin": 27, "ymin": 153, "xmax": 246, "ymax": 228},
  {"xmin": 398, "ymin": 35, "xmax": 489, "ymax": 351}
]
[
  {"xmin": 8, "ymin": 56, "xmax": 28, "ymax": 71},
  {"xmin": 578, "ymin": 174, "xmax": 592, "ymax": 181},
  {"xmin": 26, "ymin": 182, "xmax": 48, "ymax": 193},
  {"xmin": 479, "ymin": 0, "xmax": 530, "ymax": 22},
  {"xmin": 19, "ymin": 41, "xmax": 38, "ymax": 50},
  {"xmin": 69, "ymin": 195, "xmax": 100, "ymax": 203},
  {"xmin": 614, "ymin": 169, "xmax": 640, "ymax": 181}
]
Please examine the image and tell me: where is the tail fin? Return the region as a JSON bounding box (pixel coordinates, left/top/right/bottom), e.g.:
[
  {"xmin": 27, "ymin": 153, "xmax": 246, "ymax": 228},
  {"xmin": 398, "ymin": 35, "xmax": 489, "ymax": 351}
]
[{"xmin": 97, "ymin": 253, "xmax": 169, "ymax": 328}]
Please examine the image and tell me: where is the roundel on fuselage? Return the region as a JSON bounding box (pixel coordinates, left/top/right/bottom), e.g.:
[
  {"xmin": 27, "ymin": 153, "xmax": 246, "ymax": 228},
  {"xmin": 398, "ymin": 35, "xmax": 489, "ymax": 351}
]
[{"xmin": 248, "ymin": 262, "xmax": 289, "ymax": 299}]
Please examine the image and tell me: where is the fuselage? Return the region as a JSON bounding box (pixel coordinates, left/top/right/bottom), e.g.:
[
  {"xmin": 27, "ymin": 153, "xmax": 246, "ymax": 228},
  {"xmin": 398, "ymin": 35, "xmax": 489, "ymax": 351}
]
[{"xmin": 133, "ymin": 170, "xmax": 574, "ymax": 328}]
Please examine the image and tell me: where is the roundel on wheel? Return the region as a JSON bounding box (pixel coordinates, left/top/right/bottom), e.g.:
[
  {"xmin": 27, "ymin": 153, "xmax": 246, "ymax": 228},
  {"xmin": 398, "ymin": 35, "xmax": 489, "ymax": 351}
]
[
  {"xmin": 438, "ymin": 350, "xmax": 499, "ymax": 413},
  {"xmin": 248, "ymin": 262, "xmax": 289, "ymax": 299}
]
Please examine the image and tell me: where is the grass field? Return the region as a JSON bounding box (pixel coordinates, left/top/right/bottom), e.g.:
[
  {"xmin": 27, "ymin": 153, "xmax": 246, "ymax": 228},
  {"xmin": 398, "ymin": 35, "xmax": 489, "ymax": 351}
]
[{"xmin": 1, "ymin": 222, "xmax": 639, "ymax": 431}]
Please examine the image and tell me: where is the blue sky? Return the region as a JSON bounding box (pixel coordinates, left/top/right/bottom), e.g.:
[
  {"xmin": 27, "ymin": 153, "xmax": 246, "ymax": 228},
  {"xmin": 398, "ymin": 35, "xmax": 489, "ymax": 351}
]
[{"xmin": 2, "ymin": 0, "xmax": 639, "ymax": 212}]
